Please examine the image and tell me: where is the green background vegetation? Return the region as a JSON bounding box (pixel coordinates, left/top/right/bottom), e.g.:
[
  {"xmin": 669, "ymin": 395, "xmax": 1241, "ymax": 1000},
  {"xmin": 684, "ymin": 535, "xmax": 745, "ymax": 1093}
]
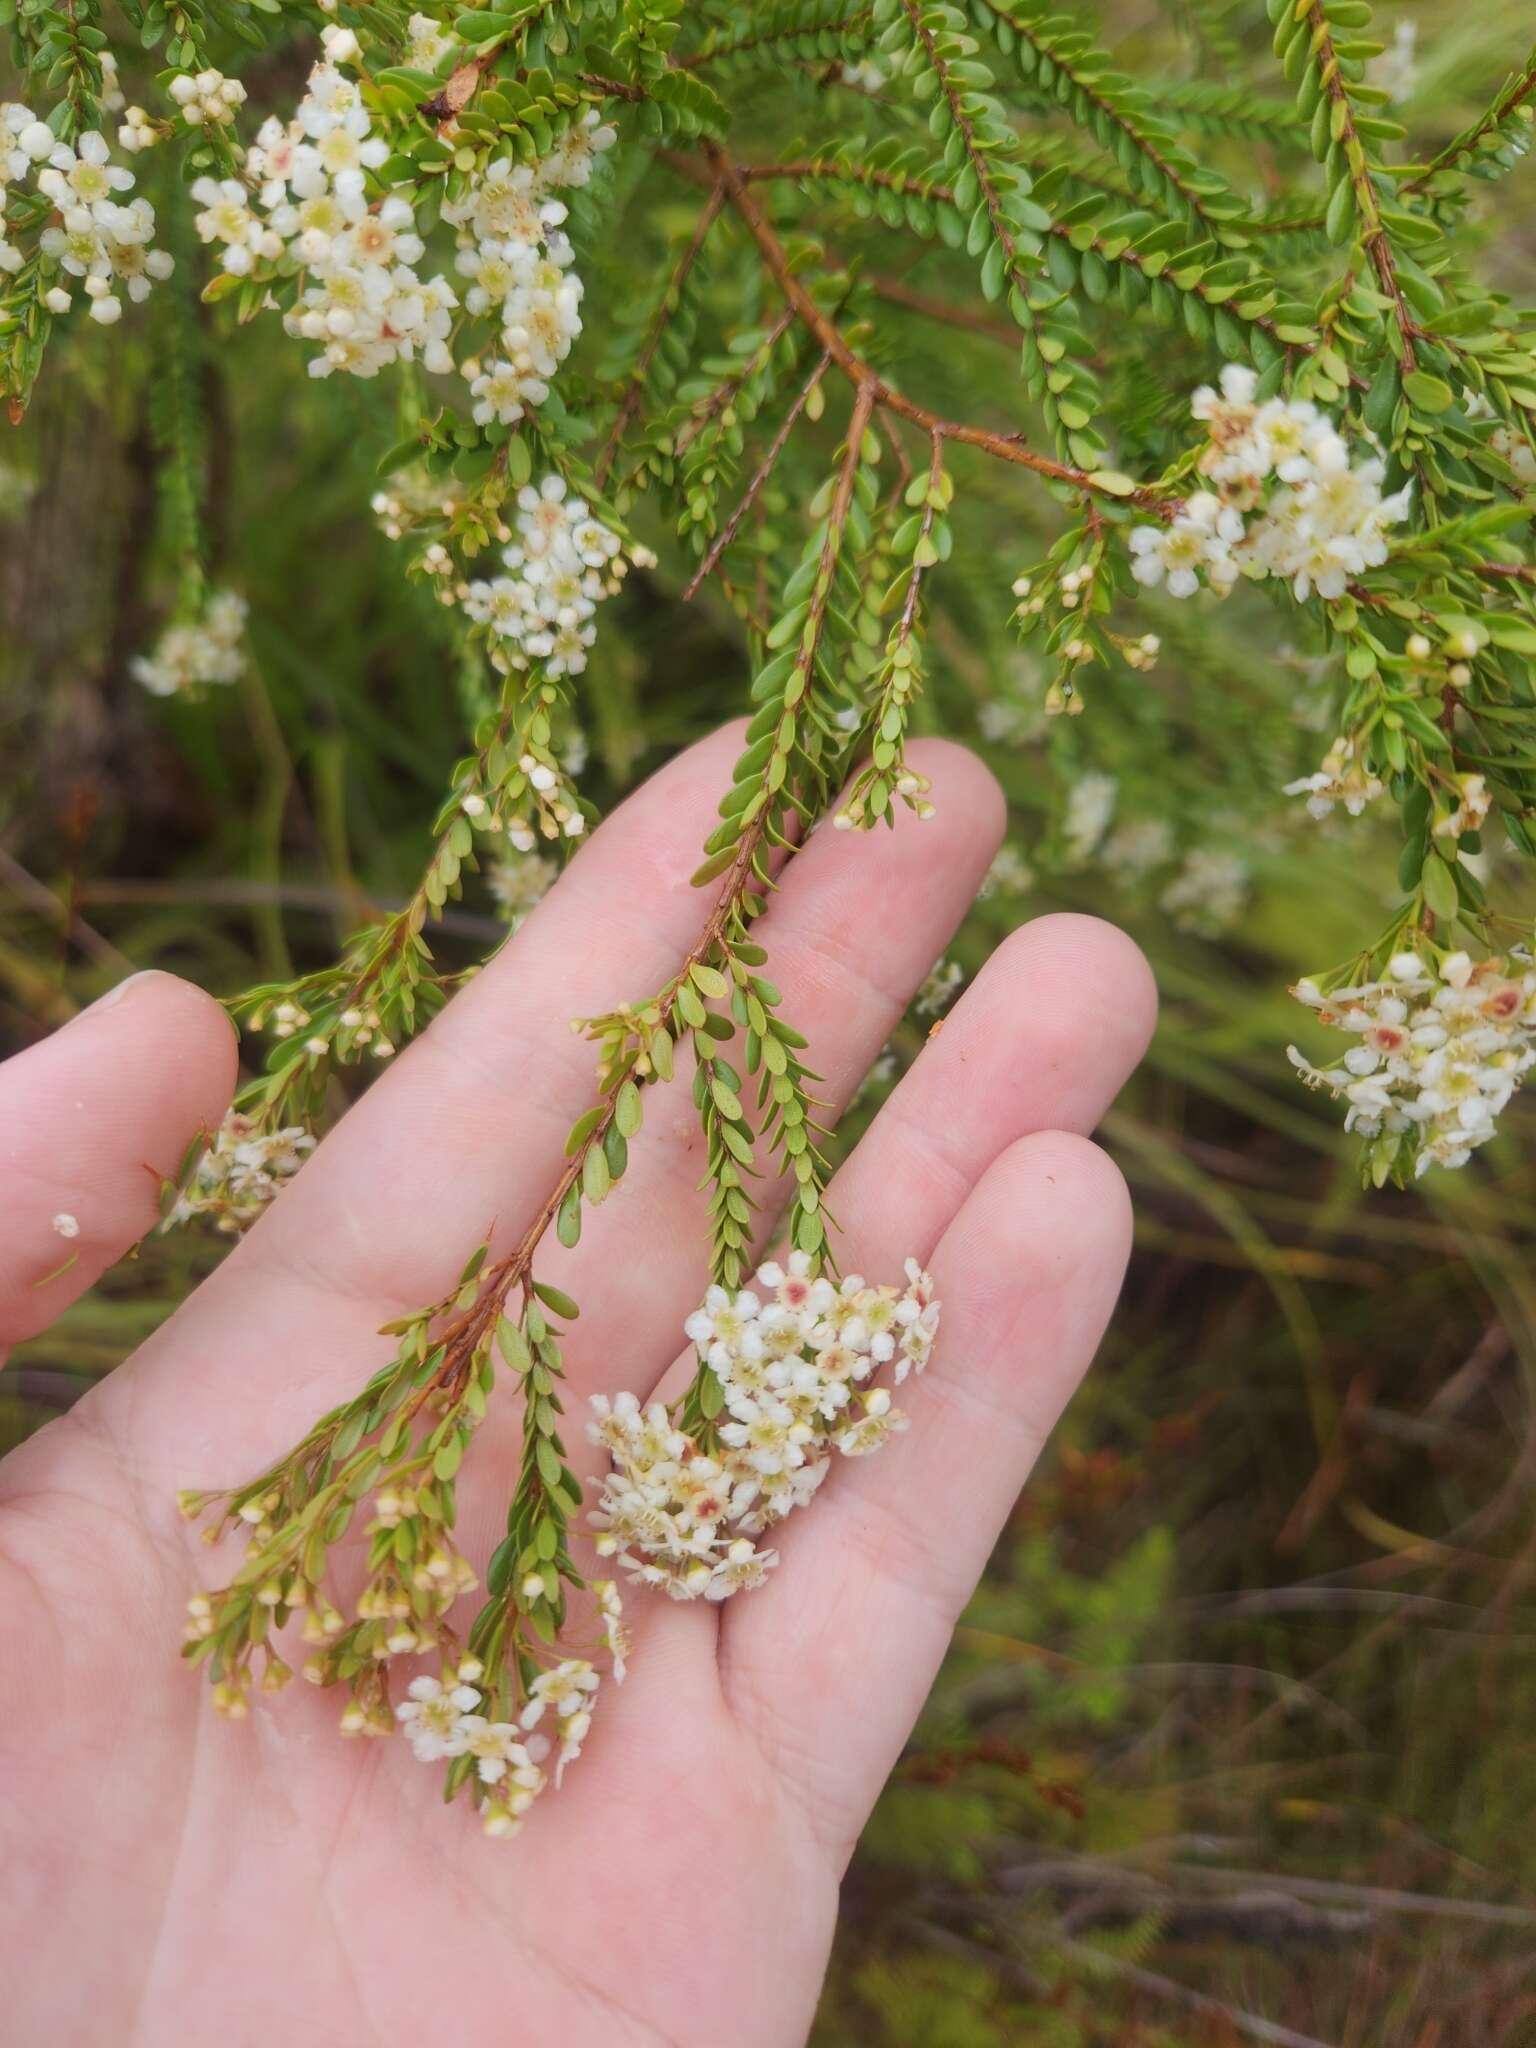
[{"xmin": 4, "ymin": 0, "xmax": 1536, "ymax": 2040}]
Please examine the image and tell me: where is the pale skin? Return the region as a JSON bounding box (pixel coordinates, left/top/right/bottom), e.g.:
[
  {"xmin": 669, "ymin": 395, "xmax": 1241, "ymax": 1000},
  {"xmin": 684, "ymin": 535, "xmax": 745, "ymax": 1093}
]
[{"xmin": 0, "ymin": 727, "xmax": 1155, "ymax": 2048}]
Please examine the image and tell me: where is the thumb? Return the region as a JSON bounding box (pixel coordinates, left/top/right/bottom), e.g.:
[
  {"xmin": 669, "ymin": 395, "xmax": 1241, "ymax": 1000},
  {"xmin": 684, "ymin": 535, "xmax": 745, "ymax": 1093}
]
[{"xmin": 0, "ymin": 971, "xmax": 237, "ymax": 1362}]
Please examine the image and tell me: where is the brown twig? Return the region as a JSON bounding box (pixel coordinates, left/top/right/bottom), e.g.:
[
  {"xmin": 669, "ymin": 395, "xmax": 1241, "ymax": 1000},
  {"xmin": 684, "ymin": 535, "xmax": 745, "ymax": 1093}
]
[
  {"xmin": 681, "ymin": 348, "xmax": 832, "ymax": 603},
  {"xmin": 666, "ymin": 143, "xmax": 1169, "ymax": 511}
]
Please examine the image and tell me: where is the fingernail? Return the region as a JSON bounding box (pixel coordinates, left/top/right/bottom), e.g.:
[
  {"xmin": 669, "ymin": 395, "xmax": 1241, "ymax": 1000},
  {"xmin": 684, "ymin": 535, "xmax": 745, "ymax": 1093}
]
[{"xmin": 79, "ymin": 969, "xmax": 158, "ymax": 1017}]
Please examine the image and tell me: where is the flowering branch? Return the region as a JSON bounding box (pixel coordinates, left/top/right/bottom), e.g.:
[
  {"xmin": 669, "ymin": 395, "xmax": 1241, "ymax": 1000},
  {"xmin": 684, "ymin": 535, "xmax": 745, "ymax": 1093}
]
[{"xmin": 7, "ymin": 0, "xmax": 1535, "ymax": 1848}]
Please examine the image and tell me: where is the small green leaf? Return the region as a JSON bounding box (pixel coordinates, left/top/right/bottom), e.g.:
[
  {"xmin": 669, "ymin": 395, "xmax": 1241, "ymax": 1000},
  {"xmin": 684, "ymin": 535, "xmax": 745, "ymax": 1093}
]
[
  {"xmin": 532, "ymin": 1279, "xmax": 580, "ymax": 1321},
  {"xmin": 535, "ymin": 1437, "xmax": 564, "ymax": 1488},
  {"xmin": 582, "ymin": 1145, "xmax": 611, "ymax": 1204},
  {"xmin": 689, "ymin": 961, "xmax": 729, "ymax": 1000},
  {"xmin": 1421, "ymin": 853, "xmax": 1459, "ymax": 920},
  {"xmin": 1403, "ymin": 370, "xmax": 1455, "ymax": 415},
  {"xmin": 497, "ymin": 1316, "xmax": 530, "ymax": 1372},
  {"xmin": 615, "ymin": 1079, "xmax": 644, "ymax": 1138}
]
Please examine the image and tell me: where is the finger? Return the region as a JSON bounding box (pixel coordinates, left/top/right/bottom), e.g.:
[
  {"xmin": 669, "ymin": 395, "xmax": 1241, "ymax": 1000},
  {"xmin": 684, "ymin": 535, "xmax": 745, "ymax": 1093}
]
[
  {"xmin": 0, "ymin": 972, "xmax": 236, "ymax": 1361},
  {"xmin": 727, "ymin": 1132, "xmax": 1133, "ymax": 1857},
  {"xmin": 643, "ymin": 909, "xmax": 1154, "ymax": 1416},
  {"xmin": 704, "ymin": 916, "xmax": 1154, "ymax": 1840}
]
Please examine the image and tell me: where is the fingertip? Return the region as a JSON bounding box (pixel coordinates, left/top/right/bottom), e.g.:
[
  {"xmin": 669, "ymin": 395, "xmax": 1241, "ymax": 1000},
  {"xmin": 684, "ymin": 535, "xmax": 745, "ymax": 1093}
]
[
  {"xmin": 973, "ymin": 910, "xmax": 1156, "ymax": 1099},
  {"xmin": 942, "ymin": 1128, "xmax": 1132, "ymax": 1436},
  {"xmin": 0, "ymin": 970, "xmax": 238, "ymax": 1350},
  {"xmin": 92, "ymin": 966, "xmax": 240, "ymax": 1146},
  {"xmin": 962, "ymin": 1127, "xmax": 1132, "ymax": 1272}
]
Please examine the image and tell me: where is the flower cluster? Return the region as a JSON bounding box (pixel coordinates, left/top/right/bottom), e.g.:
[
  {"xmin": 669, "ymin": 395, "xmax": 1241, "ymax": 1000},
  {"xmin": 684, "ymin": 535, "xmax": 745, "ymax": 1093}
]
[
  {"xmin": 1285, "ymin": 732, "xmax": 1385, "ymax": 820},
  {"xmin": 392, "ymin": 1645, "xmax": 609, "ymax": 1836},
  {"xmin": 588, "ymin": 1252, "xmax": 939, "ymax": 1600},
  {"xmin": 167, "ymin": 1109, "xmax": 315, "ymax": 1232},
  {"xmin": 980, "ymin": 844, "xmax": 1034, "ymax": 899},
  {"xmin": 1290, "ymin": 950, "xmax": 1536, "ymax": 1174},
  {"xmin": 446, "ymin": 110, "xmax": 615, "ymax": 425},
  {"xmin": 189, "ymin": 21, "xmax": 616, "ymax": 402},
  {"xmin": 168, "ymin": 69, "xmax": 248, "ymax": 129},
  {"xmin": 487, "ymin": 847, "xmax": 557, "ymax": 926},
  {"xmin": 1, "ymin": 104, "xmax": 172, "ymax": 322},
  {"xmin": 395, "ymin": 1666, "xmax": 553, "ymax": 1833},
  {"xmin": 1131, "ymin": 365, "xmax": 1412, "ymax": 604},
  {"xmin": 459, "ymin": 473, "xmax": 628, "ymax": 678},
  {"xmin": 131, "ymin": 589, "xmax": 247, "ymax": 697},
  {"xmin": 192, "ymin": 29, "xmax": 458, "ymax": 380}
]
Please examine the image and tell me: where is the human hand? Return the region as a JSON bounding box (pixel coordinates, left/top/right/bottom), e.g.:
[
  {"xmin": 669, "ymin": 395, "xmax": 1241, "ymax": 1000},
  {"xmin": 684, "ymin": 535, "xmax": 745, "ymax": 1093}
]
[{"xmin": 0, "ymin": 728, "xmax": 1153, "ymax": 2048}]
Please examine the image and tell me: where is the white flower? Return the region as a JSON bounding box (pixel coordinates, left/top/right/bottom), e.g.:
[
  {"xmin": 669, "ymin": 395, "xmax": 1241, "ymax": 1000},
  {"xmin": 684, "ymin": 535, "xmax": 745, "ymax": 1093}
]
[
  {"xmin": 455, "ymin": 1716, "xmax": 536, "ymax": 1784},
  {"xmin": 166, "ymin": 1105, "xmax": 314, "ymax": 1233},
  {"xmin": 519, "ymin": 1658, "xmax": 599, "ymax": 1728},
  {"xmin": 487, "ymin": 848, "xmax": 556, "ymax": 927},
  {"xmin": 468, "ymin": 356, "xmax": 541, "ymax": 425},
  {"xmin": 1100, "ymin": 816, "xmax": 1175, "ymax": 881},
  {"xmin": 407, "ymin": 11, "xmax": 456, "ymax": 68},
  {"xmin": 1434, "ymin": 772, "xmax": 1490, "ymax": 839},
  {"xmin": 980, "ymin": 845, "xmax": 1034, "ymax": 898},
  {"xmin": 395, "ymin": 1674, "xmax": 482, "ymax": 1761},
  {"xmin": 1369, "ymin": 17, "xmax": 1418, "ymax": 103},
  {"xmin": 835, "ymin": 1387, "xmax": 910, "ymax": 1457},
  {"xmin": 684, "ymin": 1284, "xmax": 764, "ymax": 1366},
  {"xmin": 1284, "ymin": 734, "xmax": 1384, "ymax": 820},
  {"xmin": 1129, "ymin": 493, "xmax": 1244, "ymax": 598},
  {"xmin": 706, "ymin": 1538, "xmax": 778, "ymax": 1598},
  {"xmin": 593, "ymin": 1579, "xmax": 630, "ymax": 1681}
]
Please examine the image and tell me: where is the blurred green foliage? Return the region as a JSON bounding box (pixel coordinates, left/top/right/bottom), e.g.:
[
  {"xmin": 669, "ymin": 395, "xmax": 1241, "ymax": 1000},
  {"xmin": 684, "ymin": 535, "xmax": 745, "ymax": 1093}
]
[{"xmin": 5, "ymin": 0, "xmax": 1536, "ymax": 2041}]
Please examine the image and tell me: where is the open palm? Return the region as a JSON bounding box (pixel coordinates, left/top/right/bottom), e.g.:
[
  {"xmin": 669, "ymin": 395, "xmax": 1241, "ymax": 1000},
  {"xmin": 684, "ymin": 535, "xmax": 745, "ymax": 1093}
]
[{"xmin": 0, "ymin": 728, "xmax": 1154, "ymax": 2048}]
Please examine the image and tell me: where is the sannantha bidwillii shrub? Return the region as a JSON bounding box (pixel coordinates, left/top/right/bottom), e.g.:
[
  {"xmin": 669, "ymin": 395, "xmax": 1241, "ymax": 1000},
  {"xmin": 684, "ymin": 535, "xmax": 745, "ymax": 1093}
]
[{"xmin": 4, "ymin": 0, "xmax": 1536, "ymax": 1829}]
